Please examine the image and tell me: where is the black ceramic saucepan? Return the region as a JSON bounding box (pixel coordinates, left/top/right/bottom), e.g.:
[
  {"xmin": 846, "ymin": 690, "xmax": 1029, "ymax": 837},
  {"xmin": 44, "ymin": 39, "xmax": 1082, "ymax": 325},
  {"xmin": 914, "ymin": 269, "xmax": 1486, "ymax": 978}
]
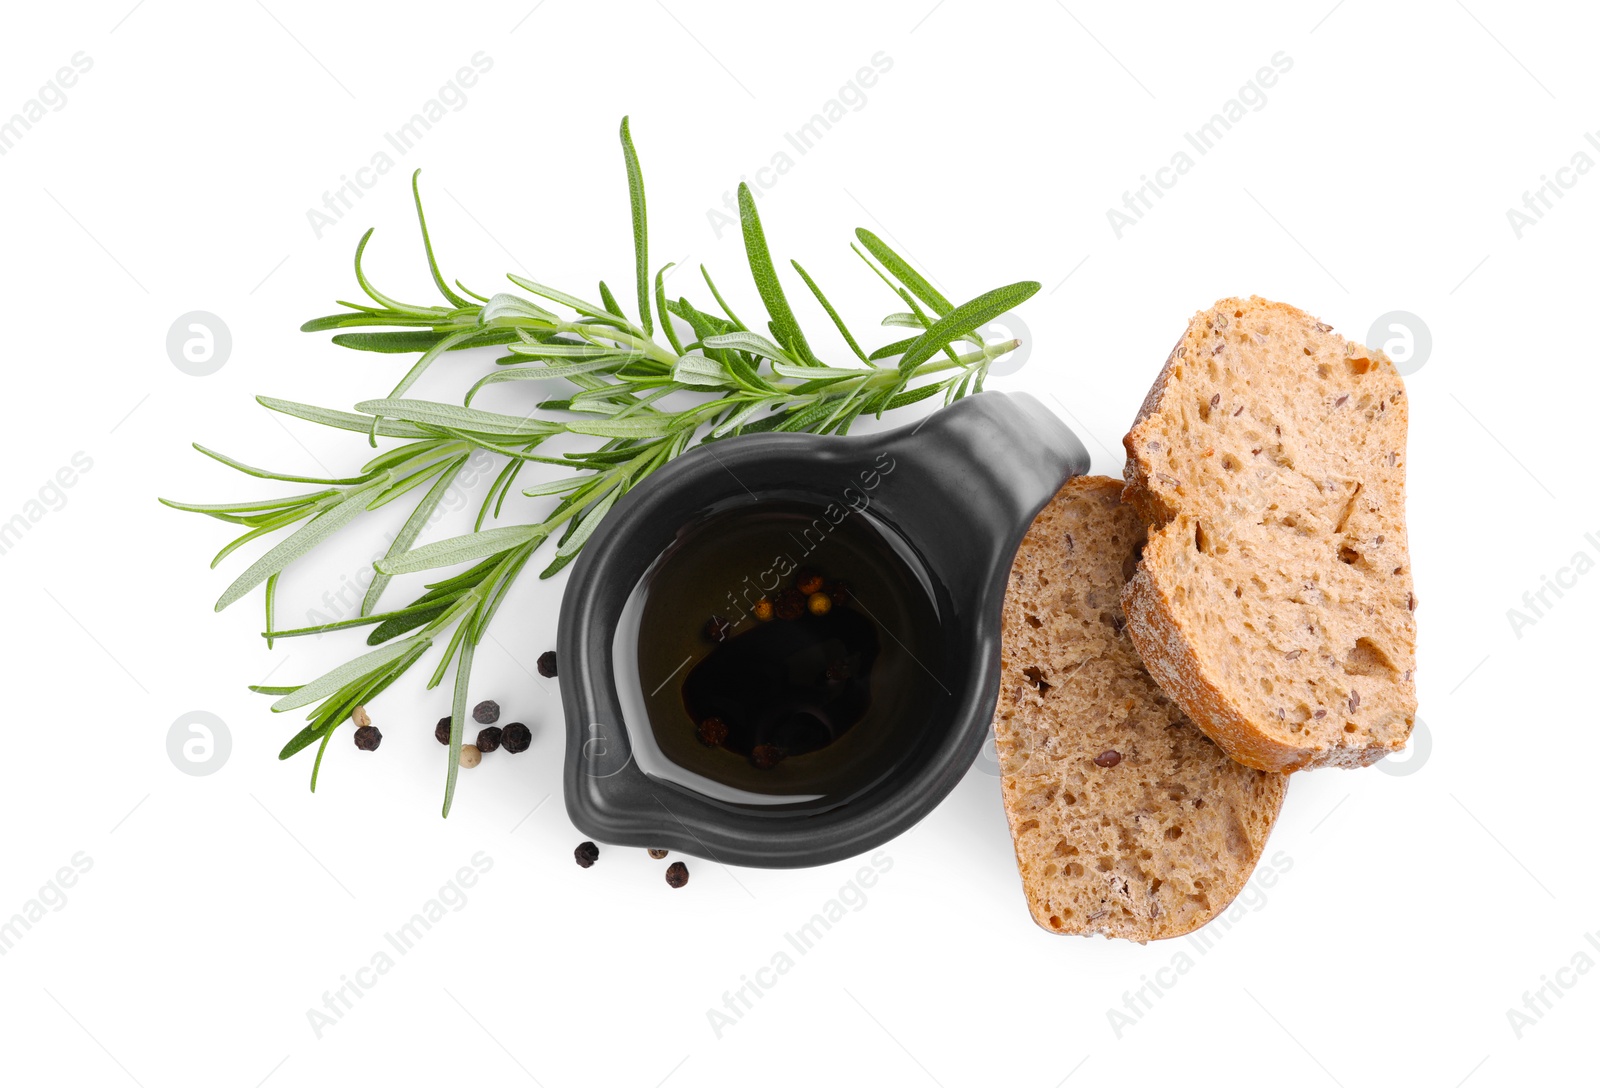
[{"xmin": 557, "ymin": 391, "xmax": 1088, "ymax": 867}]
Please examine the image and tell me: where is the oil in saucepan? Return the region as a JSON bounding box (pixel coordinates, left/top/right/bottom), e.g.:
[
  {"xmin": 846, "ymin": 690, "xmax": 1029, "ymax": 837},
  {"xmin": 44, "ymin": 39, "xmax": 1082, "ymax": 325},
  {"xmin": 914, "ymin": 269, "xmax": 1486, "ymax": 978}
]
[
  {"xmin": 633, "ymin": 499, "xmax": 945, "ymax": 809},
  {"xmin": 683, "ymin": 579, "xmax": 877, "ymax": 762}
]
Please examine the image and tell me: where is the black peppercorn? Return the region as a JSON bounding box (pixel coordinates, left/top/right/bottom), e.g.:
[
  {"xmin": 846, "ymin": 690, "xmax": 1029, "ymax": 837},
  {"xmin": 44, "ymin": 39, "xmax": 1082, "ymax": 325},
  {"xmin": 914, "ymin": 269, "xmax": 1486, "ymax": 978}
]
[
  {"xmin": 500, "ymin": 722, "xmax": 532, "ymax": 754},
  {"xmin": 696, "ymin": 717, "xmax": 729, "ymax": 747},
  {"xmin": 647, "ymin": 848, "xmax": 668, "ymax": 860},
  {"xmin": 353, "ymin": 725, "xmax": 382, "ymax": 751},
  {"xmin": 574, "ymin": 841, "xmax": 599, "ymax": 868},
  {"xmin": 750, "ymin": 744, "xmax": 785, "ymax": 770},
  {"xmin": 435, "ymin": 716, "xmax": 452, "ymax": 745},
  {"xmin": 775, "ymin": 587, "xmax": 806, "ymax": 620},
  {"xmin": 664, "ymin": 861, "xmax": 689, "ymax": 888},
  {"xmin": 476, "ymin": 726, "xmax": 503, "ymax": 753},
  {"xmin": 473, "ymin": 699, "xmax": 500, "ymax": 725},
  {"xmin": 826, "ymin": 579, "xmax": 851, "ymax": 605},
  {"xmin": 537, "ymin": 650, "xmax": 558, "ymax": 678}
]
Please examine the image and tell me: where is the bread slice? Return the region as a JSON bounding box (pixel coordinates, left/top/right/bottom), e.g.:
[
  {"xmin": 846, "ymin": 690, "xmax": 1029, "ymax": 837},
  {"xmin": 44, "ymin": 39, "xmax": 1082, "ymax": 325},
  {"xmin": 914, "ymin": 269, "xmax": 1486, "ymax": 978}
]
[
  {"xmin": 994, "ymin": 476, "xmax": 1288, "ymax": 941},
  {"xmin": 1121, "ymin": 297, "xmax": 1417, "ymax": 772}
]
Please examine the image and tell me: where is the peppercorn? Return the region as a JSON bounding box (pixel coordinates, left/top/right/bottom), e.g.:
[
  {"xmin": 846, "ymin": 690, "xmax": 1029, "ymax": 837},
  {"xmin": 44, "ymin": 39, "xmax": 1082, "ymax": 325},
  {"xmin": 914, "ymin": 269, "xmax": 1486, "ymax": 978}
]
[
  {"xmin": 664, "ymin": 861, "xmax": 689, "ymax": 888},
  {"xmin": 807, "ymin": 592, "xmax": 832, "ymax": 616},
  {"xmin": 826, "ymin": 580, "xmax": 851, "ymax": 605},
  {"xmin": 435, "ymin": 716, "xmax": 452, "ymax": 745},
  {"xmin": 575, "ymin": 841, "xmax": 599, "ymax": 868},
  {"xmin": 353, "ymin": 725, "xmax": 382, "ymax": 751},
  {"xmin": 459, "ymin": 744, "xmax": 482, "ymax": 769},
  {"xmin": 352, "ymin": 705, "xmax": 372, "ymax": 728},
  {"xmin": 537, "ymin": 650, "xmax": 558, "ymax": 677},
  {"xmin": 753, "ymin": 597, "xmax": 774, "ymax": 622},
  {"xmin": 473, "ymin": 699, "xmax": 500, "ymax": 725},
  {"xmin": 825, "ymin": 659, "xmax": 851, "ymax": 684},
  {"xmin": 1093, "ymin": 749, "xmax": 1122, "ymax": 768},
  {"xmin": 795, "ymin": 569, "xmax": 824, "ymax": 595},
  {"xmin": 696, "ymin": 717, "xmax": 729, "ymax": 747},
  {"xmin": 775, "ymin": 587, "xmax": 806, "ymax": 620},
  {"xmin": 703, "ymin": 615, "xmax": 733, "ymax": 642},
  {"xmin": 647, "ymin": 848, "xmax": 668, "ymax": 860},
  {"xmin": 750, "ymin": 744, "xmax": 785, "ymax": 770},
  {"xmin": 476, "ymin": 726, "xmax": 503, "ymax": 753},
  {"xmin": 501, "ymin": 722, "xmax": 533, "ymax": 754}
]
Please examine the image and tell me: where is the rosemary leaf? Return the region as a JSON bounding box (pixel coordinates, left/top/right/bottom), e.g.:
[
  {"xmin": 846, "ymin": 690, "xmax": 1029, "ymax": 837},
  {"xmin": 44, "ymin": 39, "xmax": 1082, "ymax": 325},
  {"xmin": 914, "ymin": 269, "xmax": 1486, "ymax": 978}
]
[
  {"xmin": 256, "ymin": 397, "xmax": 432, "ymax": 439},
  {"xmin": 505, "ymin": 274, "xmax": 614, "ymax": 323},
  {"xmin": 363, "ymin": 454, "xmax": 470, "ymax": 615},
  {"xmin": 441, "ymin": 636, "xmax": 476, "ymax": 816},
  {"xmin": 654, "ymin": 264, "xmax": 684, "ymax": 354},
  {"xmin": 411, "ymin": 170, "xmax": 471, "ymax": 309},
  {"xmin": 672, "ymin": 355, "xmax": 733, "ymax": 388},
  {"xmin": 353, "ymin": 399, "xmax": 563, "ymax": 438},
  {"xmin": 215, "ymin": 480, "xmax": 387, "ymax": 611},
  {"xmin": 352, "ymin": 229, "xmax": 442, "ymax": 317},
  {"xmin": 620, "ymin": 116, "xmax": 653, "ymax": 337},
  {"xmin": 331, "ymin": 329, "xmax": 516, "ymax": 354},
  {"xmin": 895, "ymin": 281, "xmax": 1041, "ymax": 376},
  {"xmin": 269, "ymin": 634, "xmax": 429, "ymax": 713},
  {"xmin": 737, "ymin": 183, "xmax": 816, "ymax": 364},
  {"xmin": 791, "ymin": 260, "xmax": 870, "ymax": 364},
  {"xmin": 564, "ymin": 415, "xmax": 682, "ymax": 439},
  {"xmin": 554, "ymin": 488, "xmax": 620, "ymax": 559},
  {"xmin": 703, "ymin": 331, "xmax": 794, "ymax": 364},
  {"xmin": 854, "ymin": 227, "xmax": 953, "ymax": 315},
  {"xmin": 375, "ymin": 524, "xmax": 548, "ymax": 577}
]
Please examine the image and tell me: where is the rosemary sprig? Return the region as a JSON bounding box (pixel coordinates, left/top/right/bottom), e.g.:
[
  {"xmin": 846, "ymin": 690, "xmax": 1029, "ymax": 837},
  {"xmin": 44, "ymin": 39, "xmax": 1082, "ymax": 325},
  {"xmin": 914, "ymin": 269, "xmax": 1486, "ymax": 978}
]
[{"xmin": 165, "ymin": 117, "xmax": 1038, "ymax": 816}]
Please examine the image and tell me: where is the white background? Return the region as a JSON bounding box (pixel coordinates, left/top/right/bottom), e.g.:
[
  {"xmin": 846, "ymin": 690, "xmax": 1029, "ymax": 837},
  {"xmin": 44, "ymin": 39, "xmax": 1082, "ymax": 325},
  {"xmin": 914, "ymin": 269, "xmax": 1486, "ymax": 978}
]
[{"xmin": 1, "ymin": 1, "xmax": 1593, "ymax": 1085}]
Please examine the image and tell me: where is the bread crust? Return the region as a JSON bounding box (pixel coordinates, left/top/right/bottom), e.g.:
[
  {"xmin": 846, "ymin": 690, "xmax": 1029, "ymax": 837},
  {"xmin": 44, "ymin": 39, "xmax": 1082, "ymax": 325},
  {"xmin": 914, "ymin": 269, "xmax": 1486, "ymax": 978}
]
[{"xmin": 1120, "ymin": 297, "xmax": 1416, "ymax": 772}]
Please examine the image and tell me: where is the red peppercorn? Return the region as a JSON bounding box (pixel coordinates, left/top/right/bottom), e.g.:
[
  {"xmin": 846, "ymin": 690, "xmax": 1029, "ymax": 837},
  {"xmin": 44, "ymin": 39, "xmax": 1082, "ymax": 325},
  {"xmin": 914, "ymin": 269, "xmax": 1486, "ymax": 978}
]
[
  {"xmin": 696, "ymin": 717, "xmax": 729, "ymax": 747},
  {"xmin": 500, "ymin": 722, "xmax": 532, "ymax": 754},
  {"xmin": 750, "ymin": 744, "xmax": 785, "ymax": 770},
  {"xmin": 795, "ymin": 569, "xmax": 824, "ymax": 595},
  {"xmin": 665, "ymin": 861, "xmax": 689, "ymax": 888},
  {"xmin": 353, "ymin": 725, "xmax": 382, "ymax": 751}
]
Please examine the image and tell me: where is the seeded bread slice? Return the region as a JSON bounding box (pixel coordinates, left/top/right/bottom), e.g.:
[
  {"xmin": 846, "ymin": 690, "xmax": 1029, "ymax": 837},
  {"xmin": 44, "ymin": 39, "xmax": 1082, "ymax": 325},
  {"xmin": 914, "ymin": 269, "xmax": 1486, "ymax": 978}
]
[
  {"xmin": 994, "ymin": 476, "xmax": 1288, "ymax": 941},
  {"xmin": 1121, "ymin": 297, "xmax": 1418, "ymax": 772}
]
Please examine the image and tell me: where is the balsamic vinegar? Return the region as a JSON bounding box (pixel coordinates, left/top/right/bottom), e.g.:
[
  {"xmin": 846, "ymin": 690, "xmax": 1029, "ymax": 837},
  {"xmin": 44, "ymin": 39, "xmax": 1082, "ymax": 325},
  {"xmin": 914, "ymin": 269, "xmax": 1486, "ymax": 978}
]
[{"xmin": 629, "ymin": 499, "xmax": 945, "ymax": 808}]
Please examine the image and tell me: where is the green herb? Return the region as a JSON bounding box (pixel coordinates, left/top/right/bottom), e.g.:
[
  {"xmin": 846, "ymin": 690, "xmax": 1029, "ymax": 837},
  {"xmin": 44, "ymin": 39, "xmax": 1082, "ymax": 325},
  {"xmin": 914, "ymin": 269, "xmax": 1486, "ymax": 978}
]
[{"xmin": 164, "ymin": 117, "xmax": 1038, "ymax": 816}]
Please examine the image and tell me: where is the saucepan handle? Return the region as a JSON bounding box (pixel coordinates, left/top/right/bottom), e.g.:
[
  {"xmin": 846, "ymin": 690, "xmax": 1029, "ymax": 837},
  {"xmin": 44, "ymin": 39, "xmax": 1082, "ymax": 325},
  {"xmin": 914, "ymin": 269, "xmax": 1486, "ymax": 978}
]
[{"xmin": 873, "ymin": 392, "xmax": 1090, "ymax": 611}]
